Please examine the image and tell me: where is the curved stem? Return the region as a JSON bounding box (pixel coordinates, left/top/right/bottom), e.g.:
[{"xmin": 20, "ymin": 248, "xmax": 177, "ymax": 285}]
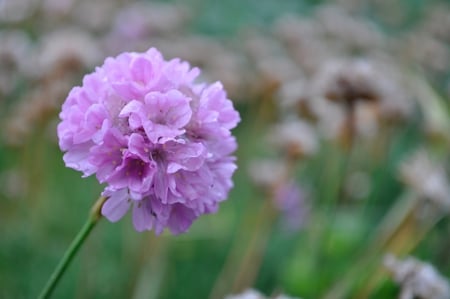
[{"xmin": 38, "ymin": 196, "xmax": 107, "ymax": 299}]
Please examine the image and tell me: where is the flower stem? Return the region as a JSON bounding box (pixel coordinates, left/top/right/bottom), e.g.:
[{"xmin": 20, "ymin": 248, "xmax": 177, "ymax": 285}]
[{"xmin": 38, "ymin": 196, "xmax": 107, "ymax": 299}]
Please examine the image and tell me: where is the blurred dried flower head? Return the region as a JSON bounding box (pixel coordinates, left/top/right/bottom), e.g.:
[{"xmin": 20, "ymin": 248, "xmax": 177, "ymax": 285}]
[
  {"xmin": 374, "ymin": 61, "xmax": 413, "ymax": 122},
  {"xmin": 315, "ymin": 4, "xmax": 385, "ymax": 52},
  {"xmin": 201, "ymin": 49, "xmax": 249, "ymax": 101},
  {"xmin": 243, "ymin": 30, "xmax": 302, "ymax": 92},
  {"xmin": 274, "ymin": 15, "xmax": 329, "ymax": 75},
  {"xmin": 404, "ymin": 33, "xmax": 450, "ymax": 75},
  {"xmin": 277, "ymin": 78, "xmax": 307, "ymax": 109},
  {"xmin": 334, "ymin": 0, "xmax": 367, "ymax": 13},
  {"xmin": 0, "ymin": 30, "xmax": 31, "ymax": 95},
  {"xmin": 248, "ymin": 159, "xmax": 287, "ymax": 189},
  {"xmin": 103, "ymin": 2, "xmax": 191, "ymax": 56},
  {"xmin": 153, "ymin": 36, "xmax": 229, "ymax": 67},
  {"xmin": 422, "ymin": 4, "xmax": 450, "ymax": 43},
  {"xmin": 0, "ymin": 30, "xmax": 31, "ymax": 68},
  {"xmin": 225, "ymin": 289, "xmax": 265, "ymax": 299},
  {"xmin": 3, "ymin": 29, "xmax": 96, "ymax": 146},
  {"xmin": 35, "ymin": 28, "xmax": 102, "ymax": 76},
  {"xmin": 313, "ymin": 58, "xmax": 413, "ymax": 126},
  {"xmin": 0, "ymin": 0, "xmax": 38, "ymax": 23},
  {"xmin": 39, "ymin": 0, "xmax": 75, "ymax": 19},
  {"xmin": 277, "ymin": 78, "xmax": 315, "ymax": 120},
  {"xmin": 71, "ymin": 0, "xmax": 118, "ymax": 32},
  {"xmin": 225, "ymin": 289, "xmax": 301, "ymax": 299},
  {"xmin": 267, "ymin": 119, "xmax": 318, "ymax": 159},
  {"xmin": 4, "ymin": 76, "xmax": 73, "ymax": 146},
  {"xmin": 309, "ymin": 96, "xmax": 346, "ymax": 141},
  {"xmin": 274, "ymin": 14, "xmax": 319, "ymax": 44},
  {"xmin": 399, "ymin": 149, "xmax": 450, "ymax": 211},
  {"xmin": 314, "ymin": 59, "xmax": 383, "ymax": 104},
  {"xmin": 256, "ymin": 56, "xmax": 303, "ymax": 92},
  {"xmin": 353, "ymin": 101, "xmax": 380, "ymax": 139},
  {"xmin": 0, "ymin": 169, "xmax": 28, "ymax": 199},
  {"xmin": 384, "ymin": 254, "xmax": 450, "ymax": 299},
  {"xmin": 243, "ymin": 30, "xmax": 285, "ymax": 61}
]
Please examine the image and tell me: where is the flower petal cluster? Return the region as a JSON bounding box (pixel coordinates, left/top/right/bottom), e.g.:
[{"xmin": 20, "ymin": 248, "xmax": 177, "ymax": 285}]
[{"xmin": 57, "ymin": 48, "xmax": 240, "ymax": 234}]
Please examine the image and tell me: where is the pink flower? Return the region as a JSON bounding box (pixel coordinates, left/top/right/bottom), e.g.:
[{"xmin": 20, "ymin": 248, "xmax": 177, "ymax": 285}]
[{"xmin": 57, "ymin": 48, "xmax": 240, "ymax": 234}]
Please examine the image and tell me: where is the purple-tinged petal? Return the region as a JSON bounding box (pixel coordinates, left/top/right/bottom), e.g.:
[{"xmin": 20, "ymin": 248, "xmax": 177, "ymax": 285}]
[
  {"xmin": 101, "ymin": 188, "xmax": 131, "ymax": 222},
  {"xmin": 143, "ymin": 123, "xmax": 184, "ymax": 144},
  {"xmin": 119, "ymin": 100, "xmax": 145, "ymax": 130},
  {"xmin": 144, "ymin": 90, "xmax": 192, "ymax": 128},
  {"xmin": 154, "ymin": 166, "xmax": 169, "ymax": 204},
  {"xmin": 63, "ymin": 143, "xmax": 97, "ymax": 176},
  {"xmin": 130, "ymin": 55, "xmax": 156, "ymax": 84},
  {"xmin": 128, "ymin": 133, "xmax": 151, "ymax": 162},
  {"xmin": 119, "ymin": 100, "xmax": 143, "ymax": 118},
  {"xmin": 167, "ymin": 204, "xmax": 197, "ymax": 234},
  {"xmin": 90, "ymin": 128, "xmax": 127, "ymax": 182},
  {"xmin": 166, "ymin": 141, "xmax": 207, "ymax": 173},
  {"xmin": 106, "ymin": 153, "xmax": 157, "ymax": 194},
  {"xmin": 132, "ymin": 199, "xmax": 153, "ymax": 232}
]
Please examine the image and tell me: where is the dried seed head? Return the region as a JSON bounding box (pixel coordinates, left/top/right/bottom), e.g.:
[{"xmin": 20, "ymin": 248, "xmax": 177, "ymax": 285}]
[
  {"xmin": 314, "ymin": 59, "xmax": 383, "ymax": 104},
  {"xmin": 384, "ymin": 254, "xmax": 450, "ymax": 299},
  {"xmin": 399, "ymin": 149, "xmax": 450, "ymax": 211},
  {"xmin": 267, "ymin": 119, "xmax": 318, "ymax": 159}
]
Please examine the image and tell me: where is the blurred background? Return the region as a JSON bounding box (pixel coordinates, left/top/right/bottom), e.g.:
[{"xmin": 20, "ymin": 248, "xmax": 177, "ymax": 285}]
[{"xmin": 1, "ymin": 0, "xmax": 450, "ymax": 298}]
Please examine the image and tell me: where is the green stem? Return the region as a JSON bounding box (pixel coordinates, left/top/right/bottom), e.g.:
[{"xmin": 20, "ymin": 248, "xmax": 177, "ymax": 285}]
[{"xmin": 38, "ymin": 196, "xmax": 107, "ymax": 299}]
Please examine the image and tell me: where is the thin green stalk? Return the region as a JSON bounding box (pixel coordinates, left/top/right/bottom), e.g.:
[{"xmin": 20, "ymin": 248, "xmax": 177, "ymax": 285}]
[{"xmin": 38, "ymin": 196, "xmax": 107, "ymax": 299}]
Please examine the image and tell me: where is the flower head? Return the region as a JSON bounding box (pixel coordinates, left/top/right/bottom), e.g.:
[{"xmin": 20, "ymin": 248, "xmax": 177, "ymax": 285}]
[
  {"xmin": 384, "ymin": 254, "xmax": 450, "ymax": 299},
  {"xmin": 57, "ymin": 48, "xmax": 240, "ymax": 234}
]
